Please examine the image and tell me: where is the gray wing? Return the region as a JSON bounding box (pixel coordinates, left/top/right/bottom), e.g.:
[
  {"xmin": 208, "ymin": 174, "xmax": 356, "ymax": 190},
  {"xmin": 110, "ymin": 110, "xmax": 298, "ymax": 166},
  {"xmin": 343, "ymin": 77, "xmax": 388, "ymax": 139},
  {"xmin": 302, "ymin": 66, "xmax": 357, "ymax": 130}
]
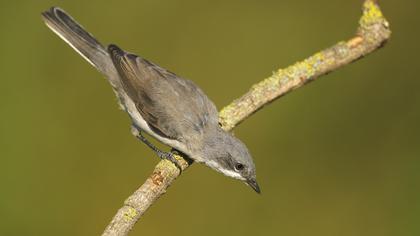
[{"xmin": 108, "ymin": 44, "xmax": 218, "ymax": 140}]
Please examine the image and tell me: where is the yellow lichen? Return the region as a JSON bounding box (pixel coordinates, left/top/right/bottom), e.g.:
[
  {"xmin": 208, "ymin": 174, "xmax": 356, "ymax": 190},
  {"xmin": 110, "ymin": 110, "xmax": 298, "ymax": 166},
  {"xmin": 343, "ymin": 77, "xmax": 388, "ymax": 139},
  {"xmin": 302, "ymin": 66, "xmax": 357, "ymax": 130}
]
[
  {"xmin": 360, "ymin": 1, "xmax": 383, "ymax": 26},
  {"xmin": 219, "ymin": 104, "xmax": 236, "ymax": 128},
  {"xmin": 123, "ymin": 207, "xmax": 138, "ymax": 222}
]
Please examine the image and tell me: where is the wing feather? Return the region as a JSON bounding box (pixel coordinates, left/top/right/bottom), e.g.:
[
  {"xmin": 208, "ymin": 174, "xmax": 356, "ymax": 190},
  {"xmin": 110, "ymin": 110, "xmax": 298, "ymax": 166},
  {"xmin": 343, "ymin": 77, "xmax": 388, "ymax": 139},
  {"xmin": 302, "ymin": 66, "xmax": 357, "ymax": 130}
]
[{"xmin": 108, "ymin": 44, "xmax": 218, "ymax": 141}]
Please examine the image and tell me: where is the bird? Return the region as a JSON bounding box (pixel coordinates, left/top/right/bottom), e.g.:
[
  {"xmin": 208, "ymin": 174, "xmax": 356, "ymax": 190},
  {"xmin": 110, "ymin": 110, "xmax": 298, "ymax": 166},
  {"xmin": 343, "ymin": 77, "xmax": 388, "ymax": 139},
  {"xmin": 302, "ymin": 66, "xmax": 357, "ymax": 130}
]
[{"xmin": 41, "ymin": 7, "xmax": 260, "ymax": 193}]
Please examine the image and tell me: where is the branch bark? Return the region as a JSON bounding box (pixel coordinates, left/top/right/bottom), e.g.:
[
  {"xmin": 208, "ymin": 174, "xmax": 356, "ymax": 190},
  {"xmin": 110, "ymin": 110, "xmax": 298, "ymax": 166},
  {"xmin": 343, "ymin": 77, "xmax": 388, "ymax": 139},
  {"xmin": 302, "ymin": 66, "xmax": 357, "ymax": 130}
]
[{"xmin": 102, "ymin": 1, "xmax": 391, "ymax": 235}]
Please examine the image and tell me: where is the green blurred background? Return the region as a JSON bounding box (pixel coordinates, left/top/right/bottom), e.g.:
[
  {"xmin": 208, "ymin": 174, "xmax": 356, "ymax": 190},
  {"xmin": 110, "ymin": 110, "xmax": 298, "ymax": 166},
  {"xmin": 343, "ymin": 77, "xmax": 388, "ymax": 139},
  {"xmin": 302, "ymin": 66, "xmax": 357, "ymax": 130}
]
[{"xmin": 1, "ymin": 0, "xmax": 419, "ymax": 235}]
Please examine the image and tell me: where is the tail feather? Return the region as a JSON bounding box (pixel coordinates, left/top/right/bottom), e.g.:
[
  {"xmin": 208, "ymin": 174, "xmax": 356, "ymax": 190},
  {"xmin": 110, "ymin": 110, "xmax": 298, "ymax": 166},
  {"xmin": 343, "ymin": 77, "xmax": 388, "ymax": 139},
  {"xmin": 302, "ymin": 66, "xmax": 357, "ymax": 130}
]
[{"xmin": 41, "ymin": 7, "xmax": 111, "ymax": 75}]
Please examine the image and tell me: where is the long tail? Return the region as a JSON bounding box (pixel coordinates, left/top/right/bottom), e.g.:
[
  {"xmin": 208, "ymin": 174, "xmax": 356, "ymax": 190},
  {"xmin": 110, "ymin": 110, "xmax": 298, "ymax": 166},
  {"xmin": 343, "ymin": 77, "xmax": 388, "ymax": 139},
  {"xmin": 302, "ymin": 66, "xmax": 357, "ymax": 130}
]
[{"xmin": 41, "ymin": 7, "xmax": 119, "ymax": 87}]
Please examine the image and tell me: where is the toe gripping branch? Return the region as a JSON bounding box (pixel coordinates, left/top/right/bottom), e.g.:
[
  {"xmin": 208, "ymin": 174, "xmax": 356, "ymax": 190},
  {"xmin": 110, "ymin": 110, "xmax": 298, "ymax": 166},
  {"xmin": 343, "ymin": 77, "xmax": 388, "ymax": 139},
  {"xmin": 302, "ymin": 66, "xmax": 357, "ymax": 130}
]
[{"xmin": 131, "ymin": 126, "xmax": 183, "ymax": 171}]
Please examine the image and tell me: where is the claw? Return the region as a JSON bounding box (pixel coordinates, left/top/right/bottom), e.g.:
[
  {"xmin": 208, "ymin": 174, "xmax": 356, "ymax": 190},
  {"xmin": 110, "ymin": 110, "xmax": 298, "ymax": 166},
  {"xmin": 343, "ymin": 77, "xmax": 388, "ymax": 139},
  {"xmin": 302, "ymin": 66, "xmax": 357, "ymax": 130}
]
[
  {"xmin": 157, "ymin": 151, "xmax": 183, "ymax": 171},
  {"xmin": 132, "ymin": 126, "xmax": 183, "ymax": 171}
]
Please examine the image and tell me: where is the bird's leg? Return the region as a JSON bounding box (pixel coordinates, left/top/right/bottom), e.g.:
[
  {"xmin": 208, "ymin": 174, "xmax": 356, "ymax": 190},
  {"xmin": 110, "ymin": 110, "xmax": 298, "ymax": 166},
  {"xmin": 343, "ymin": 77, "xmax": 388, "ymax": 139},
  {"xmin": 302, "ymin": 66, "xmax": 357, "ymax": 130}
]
[{"xmin": 131, "ymin": 126, "xmax": 182, "ymax": 171}]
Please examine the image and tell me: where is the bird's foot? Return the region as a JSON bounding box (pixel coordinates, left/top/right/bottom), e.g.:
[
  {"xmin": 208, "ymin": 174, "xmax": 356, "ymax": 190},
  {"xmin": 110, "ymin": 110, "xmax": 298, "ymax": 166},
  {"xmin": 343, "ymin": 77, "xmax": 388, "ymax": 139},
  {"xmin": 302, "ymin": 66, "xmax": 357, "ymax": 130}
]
[
  {"xmin": 131, "ymin": 125, "xmax": 182, "ymax": 171},
  {"xmin": 156, "ymin": 150, "xmax": 183, "ymax": 171}
]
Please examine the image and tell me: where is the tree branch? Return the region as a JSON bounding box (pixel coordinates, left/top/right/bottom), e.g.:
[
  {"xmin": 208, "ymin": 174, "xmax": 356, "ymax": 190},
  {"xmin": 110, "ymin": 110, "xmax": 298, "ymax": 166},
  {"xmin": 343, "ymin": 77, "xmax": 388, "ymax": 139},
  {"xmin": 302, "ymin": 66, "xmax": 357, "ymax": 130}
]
[{"xmin": 102, "ymin": 1, "xmax": 391, "ymax": 235}]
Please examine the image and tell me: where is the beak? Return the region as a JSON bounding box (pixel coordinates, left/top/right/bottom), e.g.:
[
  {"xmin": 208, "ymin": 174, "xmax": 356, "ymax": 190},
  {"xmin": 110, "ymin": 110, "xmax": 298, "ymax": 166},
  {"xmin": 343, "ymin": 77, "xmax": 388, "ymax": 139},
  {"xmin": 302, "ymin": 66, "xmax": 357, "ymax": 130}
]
[{"xmin": 246, "ymin": 178, "xmax": 261, "ymax": 194}]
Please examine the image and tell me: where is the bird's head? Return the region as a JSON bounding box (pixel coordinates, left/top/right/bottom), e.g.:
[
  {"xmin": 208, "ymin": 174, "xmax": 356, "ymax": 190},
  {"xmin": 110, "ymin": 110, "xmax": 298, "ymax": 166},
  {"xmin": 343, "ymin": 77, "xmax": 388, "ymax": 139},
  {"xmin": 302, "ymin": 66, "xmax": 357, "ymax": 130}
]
[{"xmin": 199, "ymin": 127, "xmax": 260, "ymax": 193}]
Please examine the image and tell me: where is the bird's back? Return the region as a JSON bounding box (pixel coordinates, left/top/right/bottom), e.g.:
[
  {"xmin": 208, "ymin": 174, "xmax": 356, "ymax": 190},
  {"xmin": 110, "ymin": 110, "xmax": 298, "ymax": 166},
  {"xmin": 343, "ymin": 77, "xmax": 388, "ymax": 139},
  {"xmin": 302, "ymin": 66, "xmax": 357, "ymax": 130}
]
[{"xmin": 108, "ymin": 45, "xmax": 219, "ymax": 151}]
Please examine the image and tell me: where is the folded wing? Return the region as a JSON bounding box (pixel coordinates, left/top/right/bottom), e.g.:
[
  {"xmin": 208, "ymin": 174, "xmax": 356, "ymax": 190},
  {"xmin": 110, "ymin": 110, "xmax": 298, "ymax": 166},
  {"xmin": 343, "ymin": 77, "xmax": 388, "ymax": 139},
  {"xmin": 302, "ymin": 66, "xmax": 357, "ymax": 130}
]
[{"xmin": 108, "ymin": 44, "xmax": 218, "ymax": 141}]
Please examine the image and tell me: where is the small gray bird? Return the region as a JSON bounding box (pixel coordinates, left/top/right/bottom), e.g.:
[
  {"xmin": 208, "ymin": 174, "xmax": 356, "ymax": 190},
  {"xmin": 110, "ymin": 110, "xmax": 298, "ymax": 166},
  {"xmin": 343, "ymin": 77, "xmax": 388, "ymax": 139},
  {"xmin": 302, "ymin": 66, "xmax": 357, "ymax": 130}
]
[{"xmin": 42, "ymin": 7, "xmax": 260, "ymax": 193}]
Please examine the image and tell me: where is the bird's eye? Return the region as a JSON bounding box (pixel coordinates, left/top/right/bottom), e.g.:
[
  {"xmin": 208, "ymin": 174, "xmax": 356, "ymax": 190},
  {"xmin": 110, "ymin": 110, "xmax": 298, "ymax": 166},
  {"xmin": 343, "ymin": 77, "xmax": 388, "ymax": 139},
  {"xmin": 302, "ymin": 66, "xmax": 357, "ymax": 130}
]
[{"xmin": 234, "ymin": 163, "xmax": 244, "ymax": 171}]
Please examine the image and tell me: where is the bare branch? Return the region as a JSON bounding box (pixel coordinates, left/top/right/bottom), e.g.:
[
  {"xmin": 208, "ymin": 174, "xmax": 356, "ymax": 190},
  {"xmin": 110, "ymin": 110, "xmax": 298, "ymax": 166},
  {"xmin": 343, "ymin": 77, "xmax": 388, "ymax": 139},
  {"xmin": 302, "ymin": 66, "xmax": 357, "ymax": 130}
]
[{"xmin": 102, "ymin": 1, "xmax": 391, "ymax": 235}]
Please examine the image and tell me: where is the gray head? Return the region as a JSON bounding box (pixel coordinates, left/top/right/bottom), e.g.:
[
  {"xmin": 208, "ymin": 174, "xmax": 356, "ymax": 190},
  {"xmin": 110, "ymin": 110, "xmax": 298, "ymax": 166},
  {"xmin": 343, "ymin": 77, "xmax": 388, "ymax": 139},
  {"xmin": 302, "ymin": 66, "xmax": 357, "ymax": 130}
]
[{"xmin": 199, "ymin": 127, "xmax": 260, "ymax": 193}]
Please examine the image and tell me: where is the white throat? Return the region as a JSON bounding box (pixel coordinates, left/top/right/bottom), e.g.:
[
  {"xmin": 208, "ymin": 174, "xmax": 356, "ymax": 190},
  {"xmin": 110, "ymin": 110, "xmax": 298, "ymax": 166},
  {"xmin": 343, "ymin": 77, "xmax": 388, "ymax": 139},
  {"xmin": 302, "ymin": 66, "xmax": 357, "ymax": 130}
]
[{"xmin": 205, "ymin": 160, "xmax": 245, "ymax": 180}]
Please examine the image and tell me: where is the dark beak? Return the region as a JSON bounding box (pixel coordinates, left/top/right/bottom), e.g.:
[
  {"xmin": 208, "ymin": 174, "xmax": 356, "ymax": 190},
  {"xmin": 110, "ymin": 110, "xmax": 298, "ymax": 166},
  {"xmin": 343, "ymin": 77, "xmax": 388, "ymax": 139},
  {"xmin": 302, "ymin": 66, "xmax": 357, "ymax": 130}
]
[{"xmin": 246, "ymin": 178, "xmax": 261, "ymax": 194}]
